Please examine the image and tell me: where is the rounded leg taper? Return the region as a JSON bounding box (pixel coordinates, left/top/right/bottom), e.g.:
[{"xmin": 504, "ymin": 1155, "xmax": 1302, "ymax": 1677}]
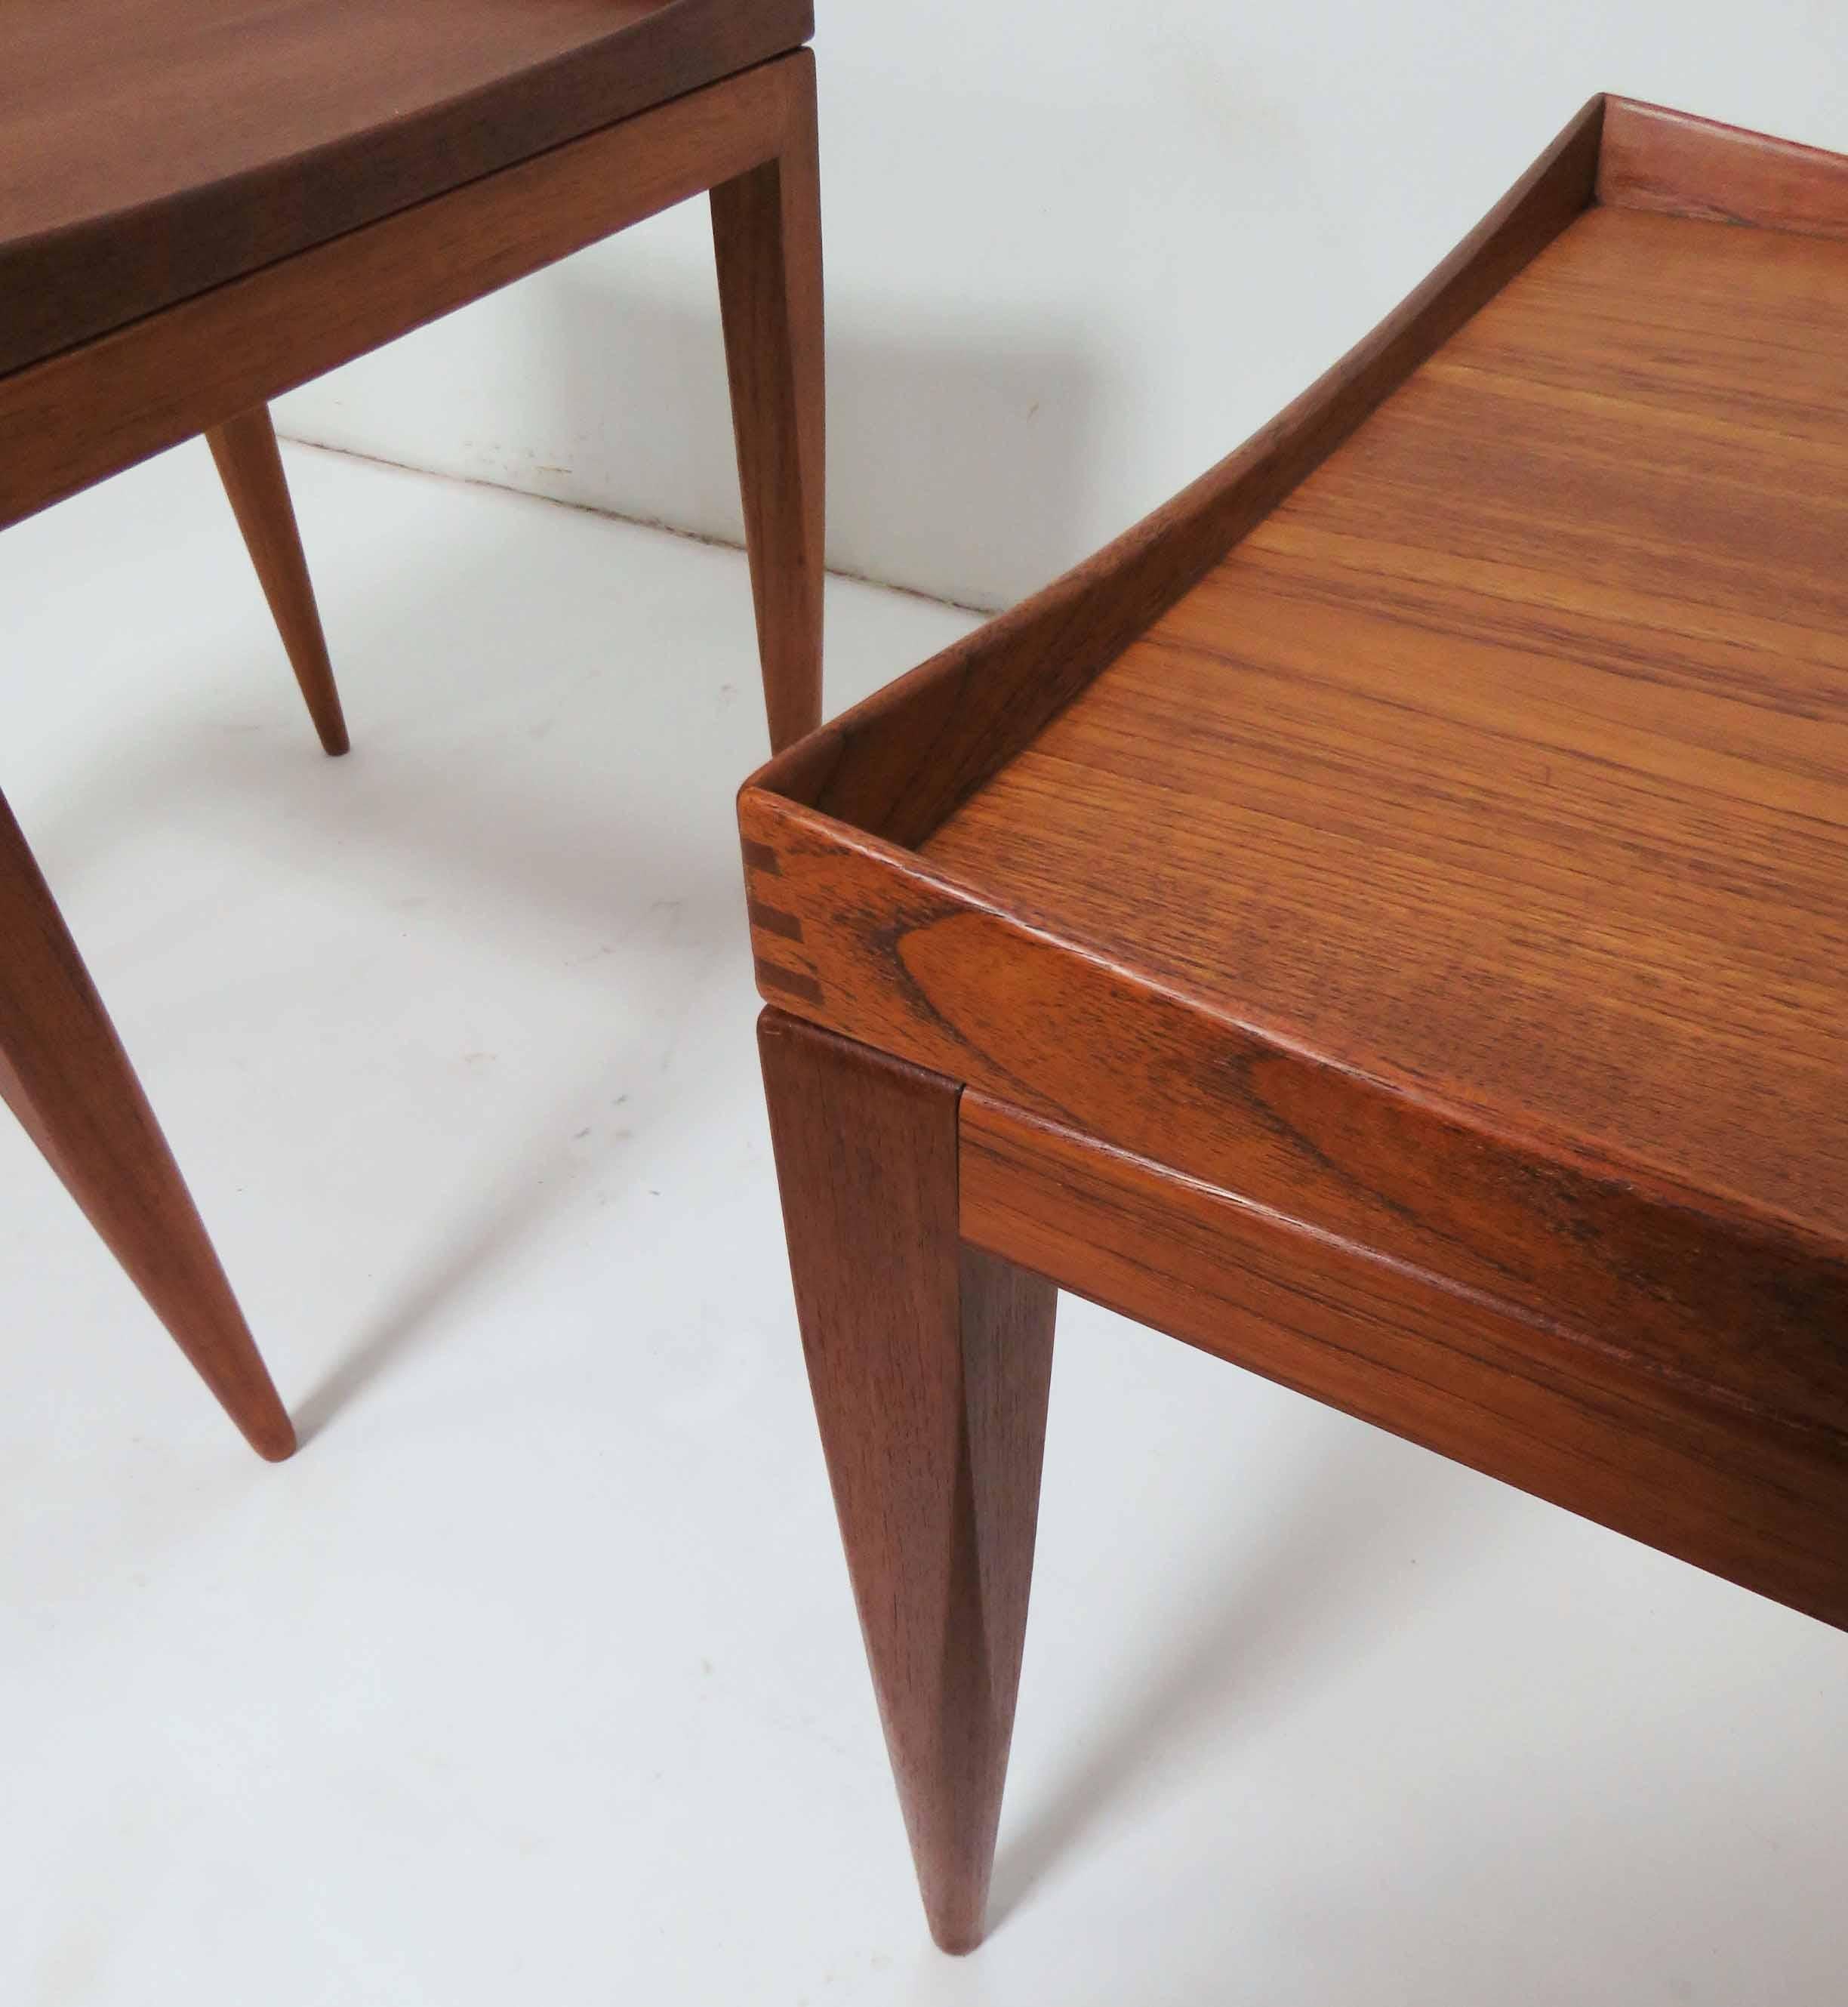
[
  {"xmin": 0, "ymin": 788, "xmax": 294, "ymax": 1459},
  {"xmin": 207, "ymin": 404, "xmax": 349, "ymax": 757},
  {"xmin": 712, "ymin": 52, "xmax": 826, "ymax": 753},
  {"xmin": 759, "ymin": 1009, "xmax": 1056, "ymax": 1950}
]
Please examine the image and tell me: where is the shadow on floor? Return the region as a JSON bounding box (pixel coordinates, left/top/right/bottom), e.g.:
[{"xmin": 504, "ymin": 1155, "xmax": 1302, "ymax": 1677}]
[{"xmin": 989, "ymin": 1415, "xmax": 1481, "ymax": 1931}]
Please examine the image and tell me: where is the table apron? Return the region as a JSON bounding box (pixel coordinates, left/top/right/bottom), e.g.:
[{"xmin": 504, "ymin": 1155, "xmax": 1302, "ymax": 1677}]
[{"xmin": 959, "ymin": 1088, "xmax": 1848, "ymax": 1632}]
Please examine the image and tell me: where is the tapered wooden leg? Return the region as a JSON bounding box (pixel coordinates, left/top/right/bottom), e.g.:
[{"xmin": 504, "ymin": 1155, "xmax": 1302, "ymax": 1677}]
[
  {"xmin": 205, "ymin": 405, "xmax": 349, "ymax": 757},
  {"xmin": 759, "ymin": 1010, "xmax": 1056, "ymax": 1953},
  {"xmin": 711, "ymin": 51, "xmax": 825, "ymax": 752},
  {"xmin": 0, "ymin": 789, "xmax": 294, "ymax": 1460}
]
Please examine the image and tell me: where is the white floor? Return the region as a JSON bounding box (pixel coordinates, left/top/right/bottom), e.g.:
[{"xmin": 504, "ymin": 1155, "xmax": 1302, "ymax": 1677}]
[{"xmin": 2, "ymin": 442, "xmax": 1843, "ymax": 2007}]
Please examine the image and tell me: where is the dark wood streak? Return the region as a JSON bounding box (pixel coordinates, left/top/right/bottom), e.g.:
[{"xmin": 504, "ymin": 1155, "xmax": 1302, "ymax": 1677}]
[
  {"xmin": 747, "ymin": 899, "xmax": 805, "ymax": 942},
  {"xmin": 755, "ymin": 957, "xmax": 824, "ymax": 1007}
]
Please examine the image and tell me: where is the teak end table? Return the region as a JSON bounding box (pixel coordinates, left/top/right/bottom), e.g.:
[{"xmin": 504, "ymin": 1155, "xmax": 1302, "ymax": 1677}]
[
  {"xmin": 741, "ymin": 94, "xmax": 1848, "ymax": 1953},
  {"xmin": 2, "ymin": 0, "xmax": 823, "ymax": 1458}
]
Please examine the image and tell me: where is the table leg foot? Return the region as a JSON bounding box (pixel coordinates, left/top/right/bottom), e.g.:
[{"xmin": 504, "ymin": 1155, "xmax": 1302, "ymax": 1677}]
[
  {"xmin": 0, "ymin": 789, "xmax": 294, "ymax": 1460},
  {"xmin": 759, "ymin": 1009, "xmax": 1056, "ymax": 1952},
  {"xmin": 206, "ymin": 404, "xmax": 349, "ymax": 758}
]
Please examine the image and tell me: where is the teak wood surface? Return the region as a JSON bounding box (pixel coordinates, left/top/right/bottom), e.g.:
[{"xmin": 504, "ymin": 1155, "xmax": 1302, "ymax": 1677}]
[
  {"xmin": 3, "ymin": 10, "xmax": 824, "ymax": 1454},
  {"xmin": 746, "ymin": 94, "xmax": 1848, "ymax": 1951},
  {"xmin": 0, "ymin": 0, "xmax": 812, "ymax": 378}
]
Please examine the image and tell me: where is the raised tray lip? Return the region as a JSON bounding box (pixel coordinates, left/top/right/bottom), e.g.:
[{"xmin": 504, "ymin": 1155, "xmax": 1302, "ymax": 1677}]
[{"xmin": 744, "ymin": 91, "xmax": 1848, "ymax": 852}]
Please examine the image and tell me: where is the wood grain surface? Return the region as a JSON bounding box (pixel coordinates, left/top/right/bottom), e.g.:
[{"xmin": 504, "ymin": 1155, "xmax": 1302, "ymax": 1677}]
[
  {"xmin": 0, "ymin": 54, "xmax": 802, "ymax": 532},
  {"xmin": 758, "ymin": 1011, "xmax": 1057, "ymax": 1953},
  {"xmin": 0, "ymin": 0, "xmax": 813, "ymax": 378},
  {"xmin": 961, "ymin": 1093, "xmax": 1848, "ymax": 1631},
  {"xmin": 924, "ymin": 205, "xmax": 1848, "ymax": 1252}
]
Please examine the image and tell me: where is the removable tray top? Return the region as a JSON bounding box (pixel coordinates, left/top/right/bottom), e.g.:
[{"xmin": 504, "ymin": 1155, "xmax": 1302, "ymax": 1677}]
[
  {"xmin": 924, "ymin": 202, "xmax": 1848, "ymax": 1248},
  {"xmin": 741, "ymin": 94, "xmax": 1848, "ymax": 1466}
]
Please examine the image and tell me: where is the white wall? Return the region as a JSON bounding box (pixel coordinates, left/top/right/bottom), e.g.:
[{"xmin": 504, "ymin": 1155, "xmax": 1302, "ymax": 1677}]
[{"xmin": 276, "ymin": 1, "xmax": 1848, "ymax": 613}]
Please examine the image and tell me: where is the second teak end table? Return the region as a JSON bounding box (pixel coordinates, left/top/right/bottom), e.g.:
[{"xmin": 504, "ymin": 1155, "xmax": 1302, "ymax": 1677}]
[
  {"xmin": 2, "ymin": 0, "xmax": 824, "ymax": 1458},
  {"xmin": 742, "ymin": 93, "xmax": 1848, "ymax": 1953}
]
